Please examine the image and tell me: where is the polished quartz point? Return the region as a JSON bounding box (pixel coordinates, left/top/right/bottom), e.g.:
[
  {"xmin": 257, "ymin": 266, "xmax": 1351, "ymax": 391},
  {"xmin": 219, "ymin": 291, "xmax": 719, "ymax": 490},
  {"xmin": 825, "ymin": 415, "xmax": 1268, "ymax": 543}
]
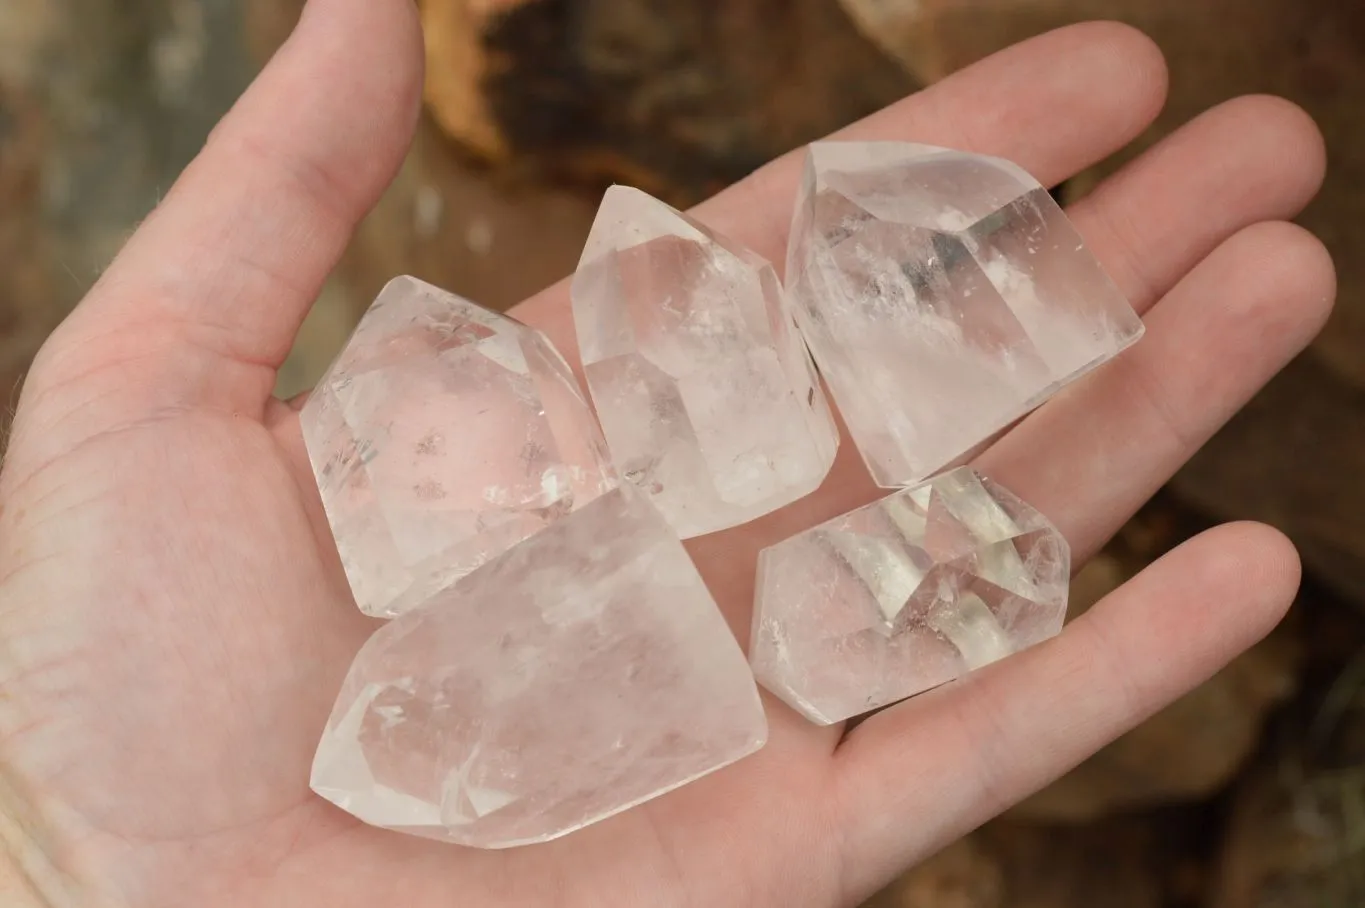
[
  {"xmin": 302, "ymin": 276, "xmax": 617, "ymax": 619},
  {"xmin": 311, "ymin": 485, "xmax": 768, "ymax": 848},
  {"xmin": 787, "ymin": 142, "xmax": 1144, "ymax": 487},
  {"xmin": 573, "ymin": 185, "xmax": 838, "ymax": 539},
  {"xmin": 750, "ymin": 467, "xmax": 1070, "ymax": 725}
]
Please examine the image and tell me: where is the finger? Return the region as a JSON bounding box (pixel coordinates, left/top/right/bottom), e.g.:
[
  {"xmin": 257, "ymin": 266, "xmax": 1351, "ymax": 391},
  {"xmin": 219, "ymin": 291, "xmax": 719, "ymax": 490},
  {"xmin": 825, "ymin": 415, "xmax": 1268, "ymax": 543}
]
[
  {"xmin": 831, "ymin": 522, "xmax": 1302, "ymax": 902},
  {"xmin": 978, "ymin": 220, "xmax": 1336, "ymax": 565},
  {"xmin": 39, "ymin": 0, "xmax": 424, "ymax": 411},
  {"xmin": 512, "ymin": 21, "xmax": 1170, "ymax": 356},
  {"xmin": 1067, "ymin": 93, "xmax": 1326, "ymax": 313}
]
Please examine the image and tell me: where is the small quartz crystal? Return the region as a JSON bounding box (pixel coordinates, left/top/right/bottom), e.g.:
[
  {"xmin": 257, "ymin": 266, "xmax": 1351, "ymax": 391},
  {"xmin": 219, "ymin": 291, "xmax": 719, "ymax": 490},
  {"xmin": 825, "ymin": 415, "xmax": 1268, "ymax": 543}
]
[
  {"xmin": 787, "ymin": 142, "xmax": 1144, "ymax": 487},
  {"xmin": 750, "ymin": 467, "xmax": 1070, "ymax": 725},
  {"xmin": 573, "ymin": 185, "xmax": 839, "ymax": 538},
  {"xmin": 302, "ymin": 276, "xmax": 617, "ymax": 619},
  {"xmin": 311, "ymin": 485, "xmax": 768, "ymax": 848}
]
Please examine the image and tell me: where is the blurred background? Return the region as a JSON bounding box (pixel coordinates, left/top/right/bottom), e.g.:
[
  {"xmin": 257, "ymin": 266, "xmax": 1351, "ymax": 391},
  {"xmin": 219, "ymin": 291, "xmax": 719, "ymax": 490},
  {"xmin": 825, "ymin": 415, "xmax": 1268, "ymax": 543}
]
[{"xmin": 0, "ymin": 1, "xmax": 1362, "ymax": 904}]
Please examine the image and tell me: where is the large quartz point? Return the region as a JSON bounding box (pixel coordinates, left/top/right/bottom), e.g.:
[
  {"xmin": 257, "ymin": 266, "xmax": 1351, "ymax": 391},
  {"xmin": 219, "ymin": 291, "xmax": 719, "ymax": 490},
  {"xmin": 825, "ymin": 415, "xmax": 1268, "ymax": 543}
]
[
  {"xmin": 573, "ymin": 185, "xmax": 838, "ymax": 539},
  {"xmin": 302, "ymin": 276, "xmax": 618, "ymax": 619},
  {"xmin": 787, "ymin": 142, "xmax": 1144, "ymax": 487},
  {"xmin": 750, "ymin": 467, "xmax": 1070, "ymax": 725},
  {"xmin": 311, "ymin": 485, "xmax": 768, "ymax": 848}
]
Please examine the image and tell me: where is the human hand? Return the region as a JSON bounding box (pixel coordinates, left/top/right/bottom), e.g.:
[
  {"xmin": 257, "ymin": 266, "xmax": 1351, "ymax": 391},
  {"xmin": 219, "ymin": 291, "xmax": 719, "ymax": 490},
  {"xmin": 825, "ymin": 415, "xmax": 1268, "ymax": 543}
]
[{"xmin": 0, "ymin": 2, "xmax": 1334, "ymax": 906}]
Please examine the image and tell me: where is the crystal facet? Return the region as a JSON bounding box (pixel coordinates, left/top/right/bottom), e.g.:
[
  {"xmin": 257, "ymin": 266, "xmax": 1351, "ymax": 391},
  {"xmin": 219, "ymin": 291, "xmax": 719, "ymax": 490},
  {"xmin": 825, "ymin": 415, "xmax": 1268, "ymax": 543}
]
[
  {"xmin": 573, "ymin": 185, "xmax": 839, "ymax": 538},
  {"xmin": 311, "ymin": 485, "xmax": 768, "ymax": 848},
  {"xmin": 787, "ymin": 142, "xmax": 1144, "ymax": 487},
  {"xmin": 302, "ymin": 276, "xmax": 618, "ymax": 619},
  {"xmin": 750, "ymin": 467, "xmax": 1070, "ymax": 725}
]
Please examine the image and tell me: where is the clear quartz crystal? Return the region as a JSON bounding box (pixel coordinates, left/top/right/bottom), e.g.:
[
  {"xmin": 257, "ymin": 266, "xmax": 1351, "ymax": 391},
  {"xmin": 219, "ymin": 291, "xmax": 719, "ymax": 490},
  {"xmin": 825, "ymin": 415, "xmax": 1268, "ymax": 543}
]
[
  {"xmin": 750, "ymin": 467, "xmax": 1070, "ymax": 725},
  {"xmin": 787, "ymin": 142, "xmax": 1144, "ymax": 487},
  {"xmin": 573, "ymin": 185, "xmax": 839, "ymax": 538},
  {"xmin": 302, "ymin": 276, "xmax": 618, "ymax": 619},
  {"xmin": 310, "ymin": 485, "xmax": 768, "ymax": 848}
]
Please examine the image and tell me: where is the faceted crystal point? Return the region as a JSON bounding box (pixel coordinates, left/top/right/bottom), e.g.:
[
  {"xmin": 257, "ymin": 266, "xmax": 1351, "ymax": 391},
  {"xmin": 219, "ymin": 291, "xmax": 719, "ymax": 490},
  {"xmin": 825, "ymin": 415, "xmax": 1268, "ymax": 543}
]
[
  {"xmin": 302, "ymin": 276, "xmax": 618, "ymax": 619},
  {"xmin": 311, "ymin": 485, "xmax": 768, "ymax": 848},
  {"xmin": 750, "ymin": 467, "xmax": 1070, "ymax": 725},
  {"xmin": 572, "ymin": 185, "xmax": 839, "ymax": 539},
  {"xmin": 787, "ymin": 142, "xmax": 1144, "ymax": 487}
]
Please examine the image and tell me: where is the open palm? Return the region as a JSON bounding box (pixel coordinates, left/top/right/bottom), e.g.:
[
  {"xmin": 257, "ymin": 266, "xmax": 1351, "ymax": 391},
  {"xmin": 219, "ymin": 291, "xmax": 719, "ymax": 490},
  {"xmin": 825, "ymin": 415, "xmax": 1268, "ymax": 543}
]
[{"xmin": 0, "ymin": 3, "xmax": 1335, "ymax": 906}]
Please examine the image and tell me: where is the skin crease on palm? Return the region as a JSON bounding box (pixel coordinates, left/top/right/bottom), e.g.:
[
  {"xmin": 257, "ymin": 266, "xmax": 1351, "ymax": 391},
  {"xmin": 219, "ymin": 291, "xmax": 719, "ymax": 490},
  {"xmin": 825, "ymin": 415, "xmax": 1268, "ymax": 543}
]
[{"xmin": 0, "ymin": 0, "xmax": 1338, "ymax": 904}]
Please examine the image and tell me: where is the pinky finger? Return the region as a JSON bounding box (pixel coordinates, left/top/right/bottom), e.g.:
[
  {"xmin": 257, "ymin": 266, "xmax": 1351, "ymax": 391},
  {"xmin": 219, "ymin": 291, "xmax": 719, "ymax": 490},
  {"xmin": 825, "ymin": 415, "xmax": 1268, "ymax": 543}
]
[{"xmin": 828, "ymin": 522, "xmax": 1301, "ymax": 903}]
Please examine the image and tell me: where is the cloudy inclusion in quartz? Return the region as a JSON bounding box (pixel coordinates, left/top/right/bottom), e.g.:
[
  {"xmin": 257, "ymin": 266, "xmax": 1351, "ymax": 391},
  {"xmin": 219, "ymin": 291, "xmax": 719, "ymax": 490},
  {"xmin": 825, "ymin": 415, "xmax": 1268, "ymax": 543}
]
[
  {"xmin": 786, "ymin": 142, "xmax": 1144, "ymax": 487},
  {"xmin": 302, "ymin": 276, "xmax": 617, "ymax": 618}
]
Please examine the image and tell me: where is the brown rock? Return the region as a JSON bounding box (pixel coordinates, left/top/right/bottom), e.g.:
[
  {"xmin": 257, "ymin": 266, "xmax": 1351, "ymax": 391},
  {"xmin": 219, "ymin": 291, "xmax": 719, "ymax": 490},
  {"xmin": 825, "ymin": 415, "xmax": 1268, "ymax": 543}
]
[
  {"xmin": 340, "ymin": 119, "xmax": 597, "ymax": 316},
  {"xmin": 0, "ymin": 0, "xmax": 66, "ymax": 417},
  {"xmin": 0, "ymin": 81, "xmax": 53, "ymax": 415},
  {"xmin": 866, "ymin": 815, "xmax": 1196, "ymax": 908},
  {"xmin": 242, "ymin": 0, "xmax": 599, "ymax": 391},
  {"xmin": 420, "ymin": 0, "xmax": 916, "ymax": 206}
]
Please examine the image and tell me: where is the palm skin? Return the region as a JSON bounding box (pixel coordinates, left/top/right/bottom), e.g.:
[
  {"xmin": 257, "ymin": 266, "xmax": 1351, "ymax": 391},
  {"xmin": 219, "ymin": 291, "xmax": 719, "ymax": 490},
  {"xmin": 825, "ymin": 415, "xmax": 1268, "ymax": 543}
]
[{"xmin": 0, "ymin": 3, "xmax": 1337, "ymax": 907}]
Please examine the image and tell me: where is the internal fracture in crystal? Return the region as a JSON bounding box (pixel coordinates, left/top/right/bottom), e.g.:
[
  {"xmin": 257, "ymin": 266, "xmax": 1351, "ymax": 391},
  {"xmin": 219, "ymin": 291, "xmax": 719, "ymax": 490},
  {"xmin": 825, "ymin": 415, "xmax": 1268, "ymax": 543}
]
[
  {"xmin": 573, "ymin": 186, "xmax": 838, "ymax": 538},
  {"xmin": 311, "ymin": 485, "xmax": 769, "ymax": 848},
  {"xmin": 302, "ymin": 276, "xmax": 617, "ymax": 619},
  {"xmin": 786, "ymin": 142, "xmax": 1144, "ymax": 487},
  {"xmin": 750, "ymin": 467, "xmax": 1070, "ymax": 725}
]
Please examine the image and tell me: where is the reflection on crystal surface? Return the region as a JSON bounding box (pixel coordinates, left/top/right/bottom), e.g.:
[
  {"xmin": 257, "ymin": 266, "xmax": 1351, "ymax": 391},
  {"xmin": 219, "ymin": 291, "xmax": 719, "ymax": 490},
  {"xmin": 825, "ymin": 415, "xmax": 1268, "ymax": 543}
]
[
  {"xmin": 750, "ymin": 467, "xmax": 1070, "ymax": 725},
  {"xmin": 573, "ymin": 186, "xmax": 838, "ymax": 538},
  {"xmin": 302, "ymin": 276, "xmax": 617, "ymax": 618},
  {"xmin": 787, "ymin": 142, "xmax": 1144, "ymax": 487},
  {"xmin": 311, "ymin": 486, "xmax": 768, "ymax": 848}
]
